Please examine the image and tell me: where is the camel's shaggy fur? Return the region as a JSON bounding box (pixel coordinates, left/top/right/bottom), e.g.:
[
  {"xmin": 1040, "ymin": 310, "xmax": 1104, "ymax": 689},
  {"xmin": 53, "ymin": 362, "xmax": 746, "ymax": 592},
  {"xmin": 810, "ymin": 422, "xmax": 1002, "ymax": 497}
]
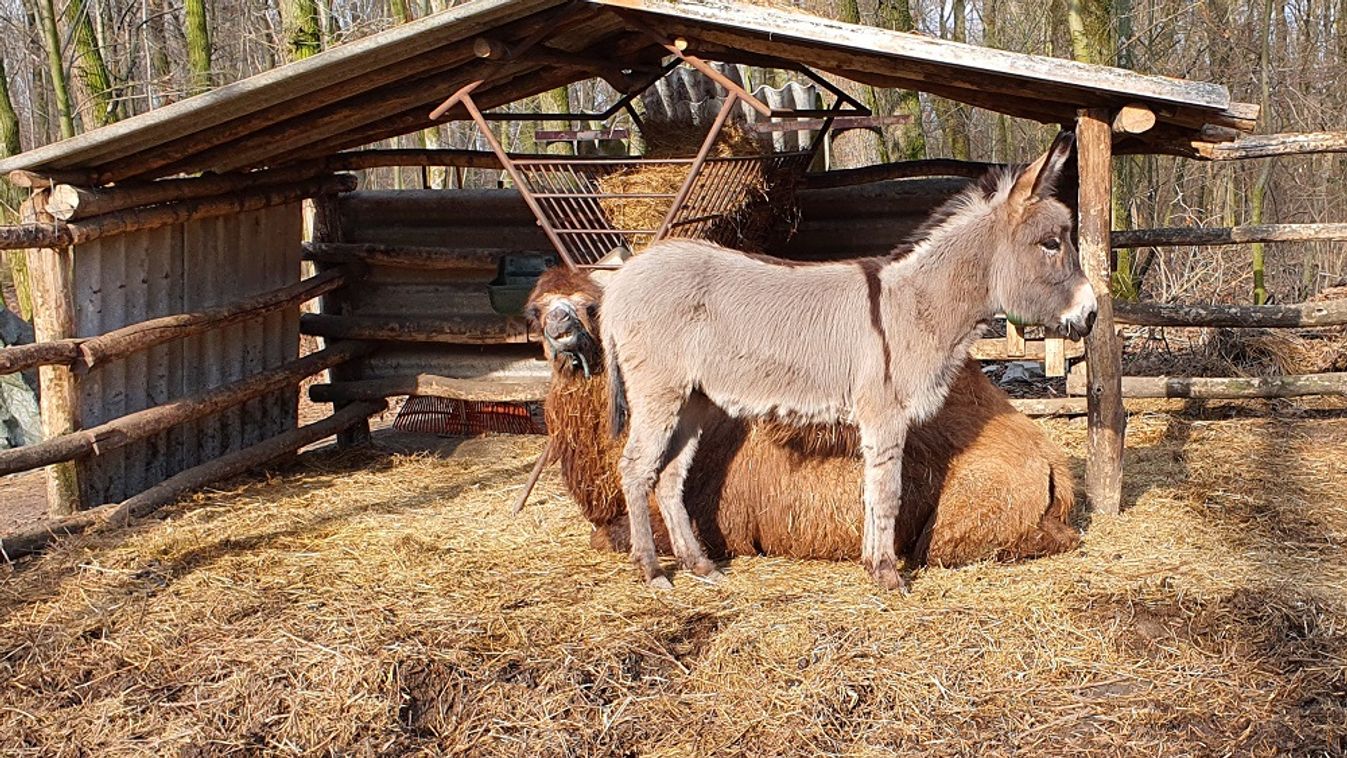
[{"xmin": 528, "ymin": 267, "xmax": 1079, "ymax": 569}]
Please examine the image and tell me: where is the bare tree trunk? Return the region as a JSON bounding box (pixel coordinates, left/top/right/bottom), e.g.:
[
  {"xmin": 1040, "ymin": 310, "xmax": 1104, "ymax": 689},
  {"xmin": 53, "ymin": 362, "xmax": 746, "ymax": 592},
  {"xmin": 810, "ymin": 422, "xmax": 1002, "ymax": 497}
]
[
  {"xmin": 281, "ymin": 0, "xmax": 323, "ymax": 62},
  {"xmin": 827, "ymin": 0, "xmax": 883, "ymax": 168},
  {"xmin": 874, "ymin": 0, "xmax": 925, "ymax": 160},
  {"xmin": 0, "ymin": 56, "xmax": 31, "ymax": 318},
  {"xmin": 932, "ymin": 0, "xmax": 970, "ymax": 160},
  {"xmin": 184, "ymin": 0, "xmax": 212, "ymax": 95},
  {"xmin": 144, "ymin": 0, "xmax": 175, "ymax": 105},
  {"xmin": 36, "ymin": 0, "xmax": 75, "ymax": 138},
  {"xmin": 1250, "ymin": 0, "xmax": 1275, "ymax": 305},
  {"xmin": 540, "ymin": 86, "xmax": 573, "ymax": 157},
  {"xmin": 65, "ymin": 0, "xmax": 121, "ymax": 126},
  {"xmin": 1069, "ymin": 0, "xmax": 1115, "ymax": 65}
]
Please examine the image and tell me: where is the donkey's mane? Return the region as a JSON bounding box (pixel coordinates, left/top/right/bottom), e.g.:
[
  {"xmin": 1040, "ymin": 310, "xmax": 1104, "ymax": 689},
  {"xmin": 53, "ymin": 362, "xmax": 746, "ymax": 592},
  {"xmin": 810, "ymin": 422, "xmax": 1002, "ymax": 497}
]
[{"xmin": 892, "ymin": 167, "xmax": 1021, "ymax": 260}]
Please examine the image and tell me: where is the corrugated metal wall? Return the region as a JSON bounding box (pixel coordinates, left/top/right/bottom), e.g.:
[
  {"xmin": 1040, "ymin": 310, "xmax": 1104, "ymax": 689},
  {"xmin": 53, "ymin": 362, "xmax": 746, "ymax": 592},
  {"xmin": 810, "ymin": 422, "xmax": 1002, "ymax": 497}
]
[
  {"xmin": 333, "ymin": 190, "xmax": 555, "ymax": 386},
  {"xmin": 73, "ymin": 204, "xmax": 303, "ymax": 504},
  {"xmin": 330, "ymin": 177, "xmax": 967, "ymax": 382}
]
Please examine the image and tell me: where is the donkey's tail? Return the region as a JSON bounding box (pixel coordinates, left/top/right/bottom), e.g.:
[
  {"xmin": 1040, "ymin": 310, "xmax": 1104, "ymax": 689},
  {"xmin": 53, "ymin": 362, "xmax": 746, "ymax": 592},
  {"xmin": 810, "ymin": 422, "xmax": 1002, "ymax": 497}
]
[{"xmin": 606, "ymin": 334, "xmax": 629, "ymax": 438}]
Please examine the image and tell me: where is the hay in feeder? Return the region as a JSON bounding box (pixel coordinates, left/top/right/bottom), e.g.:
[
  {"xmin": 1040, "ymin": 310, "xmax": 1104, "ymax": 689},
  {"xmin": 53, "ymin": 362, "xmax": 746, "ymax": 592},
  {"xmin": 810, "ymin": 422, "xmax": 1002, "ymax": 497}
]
[{"xmin": 597, "ymin": 121, "xmax": 795, "ymax": 253}]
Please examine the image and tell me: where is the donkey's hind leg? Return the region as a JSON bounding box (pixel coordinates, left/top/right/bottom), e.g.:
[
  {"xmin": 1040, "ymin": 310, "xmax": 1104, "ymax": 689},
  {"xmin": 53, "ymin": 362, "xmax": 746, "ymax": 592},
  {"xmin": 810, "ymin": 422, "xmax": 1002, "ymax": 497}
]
[
  {"xmin": 859, "ymin": 418, "xmax": 910, "ymax": 592},
  {"xmin": 653, "ymin": 394, "xmax": 722, "ymax": 582},
  {"xmin": 618, "ymin": 395, "xmax": 684, "ymax": 588}
]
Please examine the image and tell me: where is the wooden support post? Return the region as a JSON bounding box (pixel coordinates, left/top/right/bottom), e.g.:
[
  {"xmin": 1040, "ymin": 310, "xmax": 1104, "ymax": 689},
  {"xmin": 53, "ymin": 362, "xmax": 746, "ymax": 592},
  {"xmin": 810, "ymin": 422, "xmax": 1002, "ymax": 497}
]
[
  {"xmin": 1044, "ymin": 337, "xmax": 1067, "ymax": 378},
  {"xmin": 1004, "ymin": 320, "xmax": 1026, "ymax": 357},
  {"xmin": 311, "ymin": 194, "xmax": 371, "ymax": 449},
  {"xmin": 22, "ymin": 194, "xmax": 82, "ymax": 517},
  {"xmin": 1078, "ymin": 109, "xmax": 1125, "ymax": 516}
]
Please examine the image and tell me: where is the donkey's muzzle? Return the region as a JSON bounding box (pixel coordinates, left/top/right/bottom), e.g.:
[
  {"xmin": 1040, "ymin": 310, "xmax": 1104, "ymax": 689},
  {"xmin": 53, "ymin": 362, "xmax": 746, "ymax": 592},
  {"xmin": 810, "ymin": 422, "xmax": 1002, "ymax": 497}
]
[{"xmin": 1058, "ymin": 311, "xmax": 1096, "ymax": 342}]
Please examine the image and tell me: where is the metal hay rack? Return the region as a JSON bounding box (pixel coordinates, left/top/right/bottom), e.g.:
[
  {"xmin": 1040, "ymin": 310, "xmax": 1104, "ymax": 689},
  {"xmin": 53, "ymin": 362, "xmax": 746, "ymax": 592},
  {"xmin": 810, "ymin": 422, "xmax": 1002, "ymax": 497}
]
[{"xmin": 429, "ymin": 32, "xmax": 869, "ymax": 269}]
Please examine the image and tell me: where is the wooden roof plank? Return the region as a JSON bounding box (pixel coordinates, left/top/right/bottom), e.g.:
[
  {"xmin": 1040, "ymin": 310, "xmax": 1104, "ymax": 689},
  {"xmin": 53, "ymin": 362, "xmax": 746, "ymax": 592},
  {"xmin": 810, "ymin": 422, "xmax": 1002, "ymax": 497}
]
[
  {"xmin": 591, "ymin": 0, "xmax": 1231, "ymax": 111},
  {"xmin": 0, "ymin": 0, "xmax": 568, "ymax": 175}
]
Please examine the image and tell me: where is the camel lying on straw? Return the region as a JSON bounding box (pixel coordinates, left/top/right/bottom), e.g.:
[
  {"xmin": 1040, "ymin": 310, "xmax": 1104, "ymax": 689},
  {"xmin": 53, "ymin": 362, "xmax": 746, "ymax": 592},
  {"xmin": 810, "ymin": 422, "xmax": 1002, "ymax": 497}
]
[{"xmin": 526, "ymin": 267, "xmax": 1080, "ymax": 569}]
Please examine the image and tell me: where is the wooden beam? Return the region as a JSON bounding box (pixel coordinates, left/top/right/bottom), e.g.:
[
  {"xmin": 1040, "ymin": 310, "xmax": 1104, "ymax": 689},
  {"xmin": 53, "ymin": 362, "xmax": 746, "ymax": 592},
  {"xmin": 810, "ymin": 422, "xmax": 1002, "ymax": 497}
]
[
  {"xmin": 1112, "ymin": 223, "xmax": 1347, "ymax": 249},
  {"xmin": 1120, "ymin": 373, "xmax": 1347, "ymax": 399},
  {"xmin": 0, "ymin": 267, "xmax": 350, "ymax": 375},
  {"xmin": 0, "ymin": 400, "xmax": 385, "ymax": 560},
  {"xmin": 277, "ymin": 65, "xmax": 585, "ymax": 164},
  {"xmin": 803, "ymin": 159, "xmax": 999, "ymax": 189},
  {"xmin": 1113, "ymin": 298, "xmax": 1347, "ymax": 328},
  {"xmin": 0, "ymin": 340, "xmax": 80, "ymax": 375},
  {"xmin": 969, "ymin": 337, "xmax": 1084, "ymax": 362},
  {"xmin": 1111, "ymin": 104, "xmax": 1156, "ymax": 135},
  {"xmin": 1004, "ymin": 322, "xmax": 1026, "ymax": 357},
  {"xmin": 300, "ymin": 313, "xmax": 532, "ymax": 345},
  {"xmin": 606, "ymin": 1, "xmax": 1231, "ymax": 109},
  {"xmin": 0, "ymin": 175, "xmax": 355, "ymax": 252},
  {"xmin": 23, "ymin": 193, "xmax": 82, "ymax": 517},
  {"xmin": 0, "ymin": 224, "xmax": 73, "ymax": 250},
  {"xmin": 44, "ymin": 162, "xmax": 344, "ymax": 221},
  {"xmin": 1205, "ymin": 131, "xmax": 1347, "ymax": 160},
  {"xmin": 80, "ymin": 266, "xmax": 354, "ymax": 370},
  {"xmin": 1078, "ymin": 108, "xmax": 1125, "ymax": 517},
  {"xmin": 310, "ymin": 194, "xmax": 371, "ymax": 449},
  {"xmin": 7, "ymin": 169, "xmax": 96, "ymax": 189},
  {"xmin": 0, "ymin": 341, "xmax": 374, "ymax": 477},
  {"xmin": 303, "ymin": 242, "xmax": 512, "ymax": 271},
  {"xmin": 1009, "ymin": 397, "xmax": 1087, "ymax": 417},
  {"xmin": 308, "ymin": 373, "xmax": 549, "ymax": 404},
  {"xmin": 1044, "ymin": 337, "xmax": 1067, "ymax": 378}
]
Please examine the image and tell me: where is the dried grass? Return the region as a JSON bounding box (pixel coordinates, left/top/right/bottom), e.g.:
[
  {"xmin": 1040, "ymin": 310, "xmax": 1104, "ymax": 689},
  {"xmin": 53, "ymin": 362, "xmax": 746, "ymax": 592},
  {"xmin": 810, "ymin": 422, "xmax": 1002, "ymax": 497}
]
[
  {"xmin": 2, "ymin": 412, "xmax": 1347, "ymax": 755},
  {"xmin": 597, "ymin": 122, "xmax": 774, "ymax": 252}
]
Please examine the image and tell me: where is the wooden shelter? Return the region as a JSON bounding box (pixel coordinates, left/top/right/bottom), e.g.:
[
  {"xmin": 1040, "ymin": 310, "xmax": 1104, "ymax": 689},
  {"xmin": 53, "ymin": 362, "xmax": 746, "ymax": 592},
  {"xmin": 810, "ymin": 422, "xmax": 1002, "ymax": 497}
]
[{"xmin": 10, "ymin": 0, "xmax": 1341, "ymax": 556}]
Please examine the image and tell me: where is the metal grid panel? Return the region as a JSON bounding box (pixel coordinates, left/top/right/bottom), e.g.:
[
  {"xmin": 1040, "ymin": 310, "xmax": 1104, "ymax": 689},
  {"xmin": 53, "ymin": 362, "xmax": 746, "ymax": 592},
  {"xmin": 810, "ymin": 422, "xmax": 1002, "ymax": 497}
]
[{"xmin": 510, "ymin": 152, "xmax": 812, "ymax": 267}]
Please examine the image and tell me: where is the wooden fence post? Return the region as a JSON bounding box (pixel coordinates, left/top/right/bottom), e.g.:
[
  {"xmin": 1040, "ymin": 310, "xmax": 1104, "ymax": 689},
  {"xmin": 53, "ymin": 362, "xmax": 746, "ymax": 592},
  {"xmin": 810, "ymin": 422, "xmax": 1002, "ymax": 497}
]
[
  {"xmin": 1077, "ymin": 109, "xmax": 1125, "ymax": 516},
  {"xmin": 22, "ymin": 192, "xmax": 83, "ymax": 516},
  {"xmin": 312, "ymin": 193, "xmax": 372, "ymax": 448}
]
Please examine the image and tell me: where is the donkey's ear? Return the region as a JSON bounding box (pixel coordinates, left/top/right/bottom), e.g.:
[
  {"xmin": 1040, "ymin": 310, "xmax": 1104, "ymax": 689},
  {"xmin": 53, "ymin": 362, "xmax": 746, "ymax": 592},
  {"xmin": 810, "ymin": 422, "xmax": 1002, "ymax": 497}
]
[{"xmin": 1011, "ymin": 131, "xmax": 1076, "ymax": 205}]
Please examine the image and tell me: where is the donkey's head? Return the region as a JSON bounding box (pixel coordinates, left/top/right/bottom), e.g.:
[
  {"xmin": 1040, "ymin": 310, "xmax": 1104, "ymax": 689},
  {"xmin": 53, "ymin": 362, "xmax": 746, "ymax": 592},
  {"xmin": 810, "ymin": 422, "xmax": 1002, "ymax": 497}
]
[
  {"xmin": 525, "ymin": 266, "xmax": 605, "ymax": 379},
  {"xmin": 990, "ymin": 131, "xmax": 1097, "ymax": 341}
]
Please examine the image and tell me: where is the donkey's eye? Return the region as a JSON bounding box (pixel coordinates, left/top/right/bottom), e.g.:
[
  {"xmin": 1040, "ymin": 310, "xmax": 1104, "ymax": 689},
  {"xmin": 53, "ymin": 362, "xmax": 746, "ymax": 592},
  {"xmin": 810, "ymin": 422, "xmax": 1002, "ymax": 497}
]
[{"xmin": 1041, "ymin": 237, "xmax": 1062, "ymax": 253}]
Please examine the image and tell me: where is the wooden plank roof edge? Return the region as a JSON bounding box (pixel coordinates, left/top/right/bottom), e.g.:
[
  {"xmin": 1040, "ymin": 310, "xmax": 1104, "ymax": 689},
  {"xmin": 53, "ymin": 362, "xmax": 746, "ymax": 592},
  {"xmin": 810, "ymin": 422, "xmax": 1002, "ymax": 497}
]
[
  {"xmin": 589, "ymin": 0, "xmax": 1232, "ymax": 112},
  {"xmin": 0, "ymin": 0, "xmax": 569, "ymax": 175}
]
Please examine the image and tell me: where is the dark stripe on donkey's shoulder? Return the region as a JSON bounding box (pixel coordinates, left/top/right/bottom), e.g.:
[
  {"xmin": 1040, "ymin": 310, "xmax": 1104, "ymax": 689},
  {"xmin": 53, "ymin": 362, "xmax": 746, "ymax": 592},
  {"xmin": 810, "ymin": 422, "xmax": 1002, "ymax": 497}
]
[{"xmin": 856, "ymin": 258, "xmax": 894, "ymax": 387}]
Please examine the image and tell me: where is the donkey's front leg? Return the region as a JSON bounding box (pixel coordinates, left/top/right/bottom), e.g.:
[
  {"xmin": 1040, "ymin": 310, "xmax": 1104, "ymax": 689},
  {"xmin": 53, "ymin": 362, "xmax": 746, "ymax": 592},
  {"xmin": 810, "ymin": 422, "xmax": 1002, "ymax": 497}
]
[
  {"xmin": 619, "ymin": 417, "xmax": 677, "ymax": 589},
  {"xmin": 653, "ymin": 394, "xmax": 722, "ymax": 582},
  {"xmin": 859, "ymin": 420, "xmax": 909, "ymax": 591}
]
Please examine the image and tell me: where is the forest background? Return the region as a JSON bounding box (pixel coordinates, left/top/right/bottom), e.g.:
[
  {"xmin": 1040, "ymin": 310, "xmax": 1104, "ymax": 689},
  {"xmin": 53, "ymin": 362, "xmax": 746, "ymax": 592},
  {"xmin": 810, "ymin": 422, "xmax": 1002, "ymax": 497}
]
[{"xmin": 0, "ymin": 0, "xmax": 1343, "ymax": 312}]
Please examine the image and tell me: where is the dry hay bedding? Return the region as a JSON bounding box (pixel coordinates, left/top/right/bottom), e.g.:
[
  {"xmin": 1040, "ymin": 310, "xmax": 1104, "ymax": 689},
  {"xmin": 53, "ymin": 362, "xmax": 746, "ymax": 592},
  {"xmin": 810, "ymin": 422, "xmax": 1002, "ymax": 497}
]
[{"xmin": 2, "ymin": 408, "xmax": 1347, "ymax": 756}]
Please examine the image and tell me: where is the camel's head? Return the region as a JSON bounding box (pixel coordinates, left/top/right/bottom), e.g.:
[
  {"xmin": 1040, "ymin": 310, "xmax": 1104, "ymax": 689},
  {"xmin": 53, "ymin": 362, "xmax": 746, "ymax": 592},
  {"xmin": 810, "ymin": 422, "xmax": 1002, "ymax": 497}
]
[{"xmin": 525, "ymin": 266, "xmax": 605, "ymax": 379}]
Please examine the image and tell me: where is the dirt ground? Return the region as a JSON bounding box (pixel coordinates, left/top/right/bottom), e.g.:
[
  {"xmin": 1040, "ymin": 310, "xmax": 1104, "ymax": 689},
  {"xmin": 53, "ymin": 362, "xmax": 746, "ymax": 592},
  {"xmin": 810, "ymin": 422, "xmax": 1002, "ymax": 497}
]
[
  {"xmin": 1, "ymin": 402, "xmax": 1345, "ymax": 755},
  {"xmin": 0, "ymin": 471, "xmax": 48, "ymax": 533}
]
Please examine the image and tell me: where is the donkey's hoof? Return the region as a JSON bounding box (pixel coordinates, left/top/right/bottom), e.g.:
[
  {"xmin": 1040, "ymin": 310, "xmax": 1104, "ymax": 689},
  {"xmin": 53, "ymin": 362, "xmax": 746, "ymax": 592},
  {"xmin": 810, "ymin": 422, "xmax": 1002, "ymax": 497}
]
[
  {"xmin": 869, "ymin": 562, "xmax": 908, "ymax": 593},
  {"xmin": 689, "ymin": 558, "xmax": 723, "ymax": 580},
  {"xmin": 647, "ymin": 575, "xmax": 674, "ymax": 590},
  {"xmin": 692, "ymin": 568, "xmax": 726, "ymax": 585}
]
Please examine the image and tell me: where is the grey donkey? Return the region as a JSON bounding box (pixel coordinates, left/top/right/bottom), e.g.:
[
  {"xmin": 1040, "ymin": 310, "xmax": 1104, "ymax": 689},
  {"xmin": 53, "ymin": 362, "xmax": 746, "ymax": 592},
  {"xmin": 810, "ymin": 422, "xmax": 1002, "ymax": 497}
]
[{"xmin": 602, "ymin": 131, "xmax": 1097, "ymax": 590}]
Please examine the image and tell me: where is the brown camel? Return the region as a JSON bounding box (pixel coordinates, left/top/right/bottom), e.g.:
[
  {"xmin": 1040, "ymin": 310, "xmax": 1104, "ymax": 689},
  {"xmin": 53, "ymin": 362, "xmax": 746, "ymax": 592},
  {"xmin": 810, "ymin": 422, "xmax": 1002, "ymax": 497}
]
[{"xmin": 526, "ymin": 266, "xmax": 1080, "ymax": 571}]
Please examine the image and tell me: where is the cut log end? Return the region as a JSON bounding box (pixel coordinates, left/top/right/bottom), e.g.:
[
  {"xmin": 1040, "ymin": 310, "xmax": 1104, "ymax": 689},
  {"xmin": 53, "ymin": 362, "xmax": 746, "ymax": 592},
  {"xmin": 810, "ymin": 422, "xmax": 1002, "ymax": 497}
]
[{"xmin": 1112, "ymin": 104, "xmax": 1156, "ymax": 135}]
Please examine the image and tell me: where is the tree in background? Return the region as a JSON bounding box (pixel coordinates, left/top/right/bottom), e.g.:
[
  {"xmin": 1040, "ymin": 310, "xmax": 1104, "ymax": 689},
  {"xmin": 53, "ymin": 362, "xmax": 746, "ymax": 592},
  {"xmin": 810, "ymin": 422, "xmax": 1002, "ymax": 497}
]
[
  {"xmin": 185, "ymin": 0, "xmax": 213, "ymax": 95},
  {"xmin": 34, "ymin": 0, "xmax": 75, "ymax": 139},
  {"xmin": 1249, "ymin": 0, "xmax": 1275, "ymax": 305},
  {"xmin": 65, "ymin": 0, "xmax": 121, "ymax": 127},
  {"xmin": 281, "ymin": 0, "xmax": 324, "ymax": 62}
]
